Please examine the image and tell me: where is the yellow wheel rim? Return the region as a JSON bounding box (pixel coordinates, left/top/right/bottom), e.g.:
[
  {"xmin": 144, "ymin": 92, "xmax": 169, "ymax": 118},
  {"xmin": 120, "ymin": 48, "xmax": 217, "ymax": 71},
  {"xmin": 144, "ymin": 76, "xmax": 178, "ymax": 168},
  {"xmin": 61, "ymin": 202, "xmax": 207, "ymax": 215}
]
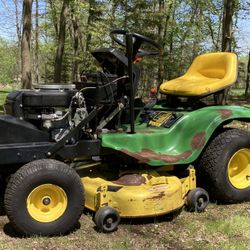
[
  {"xmin": 228, "ymin": 149, "xmax": 250, "ymax": 189},
  {"xmin": 27, "ymin": 184, "xmax": 68, "ymax": 223}
]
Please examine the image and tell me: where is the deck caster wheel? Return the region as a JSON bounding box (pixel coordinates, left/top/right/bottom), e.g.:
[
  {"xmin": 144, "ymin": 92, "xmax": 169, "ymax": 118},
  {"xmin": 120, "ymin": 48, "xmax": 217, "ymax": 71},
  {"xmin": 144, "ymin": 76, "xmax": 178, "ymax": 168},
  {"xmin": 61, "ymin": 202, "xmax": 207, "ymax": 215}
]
[
  {"xmin": 94, "ymin": 206, "xmax": 120, "ymax": 233},
  {"xmin": 186, "ymin": 188, "xmax": 209, "ymax": 213}
]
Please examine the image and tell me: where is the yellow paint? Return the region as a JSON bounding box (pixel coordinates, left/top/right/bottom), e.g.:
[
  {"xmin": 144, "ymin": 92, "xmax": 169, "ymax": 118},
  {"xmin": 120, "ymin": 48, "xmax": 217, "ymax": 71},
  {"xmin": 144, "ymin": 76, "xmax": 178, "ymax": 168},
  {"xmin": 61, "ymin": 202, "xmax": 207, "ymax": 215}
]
[
  {"xmin": 27, "ymin": 184, "xmax": 68, "ymax": 223},
  {"xmin": 181, "ymin": 168, "xmax": 196, "ymax": 198},
  {"xmin": 81, "ymin": 168, "xmax": 196, "ymax": 217},
  {"xmin": 228, "ymin": 149, "xmax": 250, "ymax": 189},
  {"xmin": 160, "ymin": 52, "xmax": 237, "ymax": 96}
]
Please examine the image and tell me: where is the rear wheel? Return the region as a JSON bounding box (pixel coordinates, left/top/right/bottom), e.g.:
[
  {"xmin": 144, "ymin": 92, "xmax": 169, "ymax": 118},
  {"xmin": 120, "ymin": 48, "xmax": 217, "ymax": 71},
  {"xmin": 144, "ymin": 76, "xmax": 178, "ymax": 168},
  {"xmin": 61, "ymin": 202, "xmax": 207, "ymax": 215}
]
[
  {"xmin": 4, "ymin": 159, "xmax": 84, "ymax": 236},
  {"xmin": 196, "ymin": 129, "xmax": 250, "ymax": 203}
]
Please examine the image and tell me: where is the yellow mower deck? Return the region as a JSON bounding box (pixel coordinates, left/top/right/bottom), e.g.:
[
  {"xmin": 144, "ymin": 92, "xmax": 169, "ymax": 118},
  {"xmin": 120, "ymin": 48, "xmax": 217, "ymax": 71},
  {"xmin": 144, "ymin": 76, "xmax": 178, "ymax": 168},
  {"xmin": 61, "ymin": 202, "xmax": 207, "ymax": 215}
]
[{"xmin": 81, "ymin": 168, "xmax": 196, "ymax": 217}]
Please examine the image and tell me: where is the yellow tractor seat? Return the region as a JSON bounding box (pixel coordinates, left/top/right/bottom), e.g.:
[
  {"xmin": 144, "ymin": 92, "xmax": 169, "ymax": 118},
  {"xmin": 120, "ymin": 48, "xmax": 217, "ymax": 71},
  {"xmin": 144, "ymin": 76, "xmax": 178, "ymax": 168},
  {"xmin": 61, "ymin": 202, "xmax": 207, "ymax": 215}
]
[{"xmin": 160, "ymin": 52, "xmax": 238, "ymax": 97}]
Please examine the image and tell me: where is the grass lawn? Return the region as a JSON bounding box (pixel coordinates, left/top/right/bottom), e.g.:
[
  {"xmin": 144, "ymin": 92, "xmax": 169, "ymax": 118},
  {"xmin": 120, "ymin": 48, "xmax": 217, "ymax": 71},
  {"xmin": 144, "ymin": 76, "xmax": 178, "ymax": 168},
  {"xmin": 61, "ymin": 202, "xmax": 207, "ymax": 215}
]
[{"xmin": 0, "ymin": 202, "xmax": 249, "ymax": 250}]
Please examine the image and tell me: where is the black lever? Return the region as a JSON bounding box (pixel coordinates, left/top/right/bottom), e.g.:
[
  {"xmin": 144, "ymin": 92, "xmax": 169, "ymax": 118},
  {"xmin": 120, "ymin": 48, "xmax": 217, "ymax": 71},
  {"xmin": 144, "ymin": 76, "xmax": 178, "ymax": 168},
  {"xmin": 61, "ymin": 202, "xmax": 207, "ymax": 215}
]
[{"xmin": 126, "ymin": 33, "xmax": 135, "ymax": 134}]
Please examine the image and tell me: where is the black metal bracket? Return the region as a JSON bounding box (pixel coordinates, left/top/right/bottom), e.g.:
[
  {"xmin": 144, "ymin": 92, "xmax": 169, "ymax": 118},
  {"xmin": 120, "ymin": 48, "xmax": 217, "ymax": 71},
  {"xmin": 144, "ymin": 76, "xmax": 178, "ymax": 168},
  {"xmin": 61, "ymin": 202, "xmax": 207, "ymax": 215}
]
[
  {"xmin": 126, "ymin": 33, "xmax": 135, "ymax": 134},
  {"xmin": 47, "ymin": 108, "xmax": 100, "ymax": 157}
]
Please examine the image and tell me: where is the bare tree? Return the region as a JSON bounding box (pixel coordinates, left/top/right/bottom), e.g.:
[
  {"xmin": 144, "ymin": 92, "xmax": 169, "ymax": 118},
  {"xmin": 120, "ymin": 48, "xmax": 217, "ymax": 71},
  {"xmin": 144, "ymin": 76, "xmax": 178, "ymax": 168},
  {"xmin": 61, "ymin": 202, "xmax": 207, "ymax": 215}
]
[
  {"xmin": 71, "ymin": 12, "xmax": 80, "ymax": 82},
  {"xmin": 21, "ymin": 0, "xmax": 33, "ymax": 89},
  {"xmin": 13, "ymin": 0, "xmax": 21, "ymax": 83},
  {"xmin": 217, "ymin": 0, "xmax": 237, "ymax": 104},
  {"xmin": 34, "ymin": 0, "xmax": 39, "ymax": 84},
  {"xmin": 14, "ymin": 0, "xmax": 21, "ymax": 47},
  {"xmin": 54, "ymin": 0, "xmax": 70, "ymax": 83},
  {"xmin": 157, "ymin": 0, "xmax": 175, "ymax": 85},
  {"xmin": 48, "ymin": 0, "xmax": 59, "ymax": 37},
  {"xmin": 245, "ymin": 51, "xmax": 250, "ymax": 99},
  {"xmin": 222, "ymin": 0, "xmax": 236, "ymax": 52}
]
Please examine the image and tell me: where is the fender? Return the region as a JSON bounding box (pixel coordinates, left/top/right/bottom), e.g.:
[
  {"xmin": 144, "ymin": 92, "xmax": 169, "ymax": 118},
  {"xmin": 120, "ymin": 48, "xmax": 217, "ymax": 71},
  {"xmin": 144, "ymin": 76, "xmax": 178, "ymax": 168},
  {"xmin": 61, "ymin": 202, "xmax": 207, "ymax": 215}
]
[{"xmin": 100, "ymin": 106, "xmax": 250, "ymax": 166}]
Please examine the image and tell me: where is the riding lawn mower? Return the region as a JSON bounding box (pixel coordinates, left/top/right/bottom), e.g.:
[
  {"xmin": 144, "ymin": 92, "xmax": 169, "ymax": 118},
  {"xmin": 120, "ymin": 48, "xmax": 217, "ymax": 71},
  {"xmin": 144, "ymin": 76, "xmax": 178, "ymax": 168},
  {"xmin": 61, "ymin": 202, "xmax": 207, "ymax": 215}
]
[{"xmin": 0, "ymin": 30, "xmax": 249, "ymax": 235}]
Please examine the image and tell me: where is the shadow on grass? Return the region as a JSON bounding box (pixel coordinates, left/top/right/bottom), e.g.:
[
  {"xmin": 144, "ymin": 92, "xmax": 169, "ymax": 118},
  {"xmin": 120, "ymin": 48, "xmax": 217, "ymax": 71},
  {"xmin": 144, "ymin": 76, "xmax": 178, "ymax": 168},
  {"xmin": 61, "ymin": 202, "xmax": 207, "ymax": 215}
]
[
  {"xmin": 121, "ymin": 208, "xmax": 182, "ymax": 225},
  {"xmin": 3, "ymin": 223, "xmax": 21, "ymax": 238},
  {"xmin": 3, "ymin": 221, "xmax": 81, "ymax": 238},
  {"xmin": 90, "ymin": 208, "xmax": 182, "ymax": 233}
]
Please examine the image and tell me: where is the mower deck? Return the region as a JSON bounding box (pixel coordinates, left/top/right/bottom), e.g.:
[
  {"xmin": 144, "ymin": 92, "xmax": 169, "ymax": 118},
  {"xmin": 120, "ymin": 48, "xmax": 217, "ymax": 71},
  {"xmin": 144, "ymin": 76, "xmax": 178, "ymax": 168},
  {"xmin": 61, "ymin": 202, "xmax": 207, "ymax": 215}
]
[{"xmin": 81, "ymin": 168, "xmax": 196, "ymax": 217}]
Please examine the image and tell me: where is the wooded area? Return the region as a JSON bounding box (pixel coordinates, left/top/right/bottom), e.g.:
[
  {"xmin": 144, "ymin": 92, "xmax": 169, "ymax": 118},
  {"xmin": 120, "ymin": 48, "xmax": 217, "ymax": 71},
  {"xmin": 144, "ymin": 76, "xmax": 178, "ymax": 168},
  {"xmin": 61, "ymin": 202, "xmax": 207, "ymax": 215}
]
[{"xmin": 0, "ymin": 0, "xmax": 250, "ymax": 98}]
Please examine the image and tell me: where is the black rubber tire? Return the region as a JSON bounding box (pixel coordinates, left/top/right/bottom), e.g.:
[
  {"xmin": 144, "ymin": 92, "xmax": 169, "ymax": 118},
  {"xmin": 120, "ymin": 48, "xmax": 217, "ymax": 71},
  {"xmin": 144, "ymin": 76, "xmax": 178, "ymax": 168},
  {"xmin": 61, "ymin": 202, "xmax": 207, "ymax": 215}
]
[
  {"xmin": 0, "ymin": 175, "xmax": 5, "ymax": 215},
  {"xmin": 186, "ymin": 188, "xmax": 209, "ymax": 212},
  {"xmin": 4, "ymin": 159, "xmax": 84, "ymax": 236},
  {"xmin": 196, "ymin": 129, "xmax": 250, "ymax": 203},
  {"xmin": 94, "ymin": 206, "xmax": 120, "ymax": 233}
]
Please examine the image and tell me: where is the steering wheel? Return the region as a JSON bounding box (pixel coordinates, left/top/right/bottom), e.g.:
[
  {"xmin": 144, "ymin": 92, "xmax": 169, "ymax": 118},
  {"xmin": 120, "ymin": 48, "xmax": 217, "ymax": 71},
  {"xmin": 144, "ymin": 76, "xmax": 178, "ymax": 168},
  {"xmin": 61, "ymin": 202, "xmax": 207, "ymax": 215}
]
[{"xmin": 110, "ymin": 29, "xmax": 162, "ymax": 61}]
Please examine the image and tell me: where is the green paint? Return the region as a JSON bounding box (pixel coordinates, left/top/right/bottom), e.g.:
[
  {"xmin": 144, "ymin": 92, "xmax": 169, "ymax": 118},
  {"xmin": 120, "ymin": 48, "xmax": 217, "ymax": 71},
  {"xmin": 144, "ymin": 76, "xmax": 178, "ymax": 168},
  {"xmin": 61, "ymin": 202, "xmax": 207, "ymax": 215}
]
[{"xmin": 100, "ymin": 106, "xmax": 250, "ymax": 166}]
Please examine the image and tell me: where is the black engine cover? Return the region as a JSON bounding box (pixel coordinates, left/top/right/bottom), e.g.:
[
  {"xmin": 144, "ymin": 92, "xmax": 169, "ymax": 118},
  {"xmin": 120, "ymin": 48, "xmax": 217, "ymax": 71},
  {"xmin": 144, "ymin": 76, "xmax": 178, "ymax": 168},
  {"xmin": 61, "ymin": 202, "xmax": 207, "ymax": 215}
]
[
  {"xmin": 0, "ymin": 115, "xmax": 49, "ymax": 144},
  {"xmin": 5, "ymin": 89, "xmax": 76, "ymax": 118}
]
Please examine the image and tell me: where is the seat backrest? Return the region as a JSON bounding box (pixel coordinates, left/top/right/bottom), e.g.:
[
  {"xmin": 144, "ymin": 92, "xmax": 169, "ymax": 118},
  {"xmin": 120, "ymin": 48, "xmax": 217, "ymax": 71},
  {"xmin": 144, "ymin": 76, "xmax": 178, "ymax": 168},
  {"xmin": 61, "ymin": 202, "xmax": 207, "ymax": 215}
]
[{"xmin": 186, "ymin": 52, "xmax": 237, "ymax": 81}]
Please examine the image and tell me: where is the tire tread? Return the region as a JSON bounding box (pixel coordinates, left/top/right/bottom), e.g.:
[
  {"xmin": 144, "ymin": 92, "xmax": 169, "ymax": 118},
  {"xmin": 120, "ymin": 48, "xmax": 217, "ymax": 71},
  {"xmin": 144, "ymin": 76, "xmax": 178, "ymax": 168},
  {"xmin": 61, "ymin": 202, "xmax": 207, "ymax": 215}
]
[
  {"xmin": 4, "ymin": 159, "xmax": 84, "ymax": 236},
  {"xmin": 196, "ymin": 129, "xmax": 250, "ymax": 203}
]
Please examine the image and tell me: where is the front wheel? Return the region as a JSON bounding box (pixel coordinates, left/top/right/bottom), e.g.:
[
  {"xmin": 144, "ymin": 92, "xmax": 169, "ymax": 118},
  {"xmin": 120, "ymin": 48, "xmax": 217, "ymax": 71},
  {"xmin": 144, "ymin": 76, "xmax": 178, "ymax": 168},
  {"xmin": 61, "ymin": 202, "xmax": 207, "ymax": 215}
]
[
  {"xmin": 4, "ymin": 159, "xmax": 84, "ymax": 236},
  {"xmin": 196, "ymin": 129, "xmax": 250, "ymax": 203}
]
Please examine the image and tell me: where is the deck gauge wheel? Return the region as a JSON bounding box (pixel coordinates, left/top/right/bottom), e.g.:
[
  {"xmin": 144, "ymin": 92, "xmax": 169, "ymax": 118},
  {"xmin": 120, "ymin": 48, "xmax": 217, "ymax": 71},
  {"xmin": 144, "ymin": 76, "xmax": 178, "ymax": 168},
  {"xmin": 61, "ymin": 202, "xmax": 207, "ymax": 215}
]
[
  {"xmin": 94, "ymin": 206, "xmax": 120, "ymax": 233},
  {"xmin": 186, "ymin": 188, "xmax": 209, "ymax": 213}
]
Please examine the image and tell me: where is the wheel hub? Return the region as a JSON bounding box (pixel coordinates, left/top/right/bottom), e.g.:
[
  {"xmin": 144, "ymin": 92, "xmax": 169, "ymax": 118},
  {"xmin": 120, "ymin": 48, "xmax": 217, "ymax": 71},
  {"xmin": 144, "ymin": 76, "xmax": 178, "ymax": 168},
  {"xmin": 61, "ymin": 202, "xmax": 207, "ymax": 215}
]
[
  {"xmin": 27, "ymin": 184, "xmax": 68, "ymax": 223},
  {"xmin": 106, "ymin": 217, "xmax": 114, "ymax": 225},
  {"xmin": 197, "ymin": 197, "xmax": 204, "ymax": 207},
  {"xmin": 228, "ymin": 149, "xmax": 250, "ymax": 189}
]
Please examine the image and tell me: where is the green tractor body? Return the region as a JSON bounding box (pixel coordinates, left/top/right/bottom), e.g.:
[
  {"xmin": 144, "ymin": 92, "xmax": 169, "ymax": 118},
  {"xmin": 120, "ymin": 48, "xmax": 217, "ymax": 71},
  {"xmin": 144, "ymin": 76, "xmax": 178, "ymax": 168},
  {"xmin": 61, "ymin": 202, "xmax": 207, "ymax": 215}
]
[{"xmin": 101, "ymin": 105, "xmax": 250, "ymax": 166}]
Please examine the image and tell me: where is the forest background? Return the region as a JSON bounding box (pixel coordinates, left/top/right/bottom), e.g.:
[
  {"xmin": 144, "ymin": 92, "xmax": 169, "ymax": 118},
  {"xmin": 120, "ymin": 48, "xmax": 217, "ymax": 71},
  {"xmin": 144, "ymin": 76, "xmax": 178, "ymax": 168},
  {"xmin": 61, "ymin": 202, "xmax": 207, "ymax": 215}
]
[{"xmin": 0, "ymin": 0, "xmax": 249, "ymax": 100}]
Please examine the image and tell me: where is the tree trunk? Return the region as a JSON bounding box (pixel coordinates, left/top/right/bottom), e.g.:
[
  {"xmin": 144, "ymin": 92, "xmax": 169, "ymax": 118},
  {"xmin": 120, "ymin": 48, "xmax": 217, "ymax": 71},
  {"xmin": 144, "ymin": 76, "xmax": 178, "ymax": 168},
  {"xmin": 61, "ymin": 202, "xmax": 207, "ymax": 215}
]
[
  {"xmin": 157, "ymin": 0, "xmax": 165, "ymax": 85},
  {"xmin": 222, "ymin": 0, "xmax": 235, "ymax": 52},
  {"xmin": 192, "ymin": 7, "xmax": 202, "ymax": 60},
  {"xmin": 157, "ymin": 0, "xmax": 175, "ymax": 86},
  {"xmin": 54, "ymin": 0, "xmax": 70, "ymax": 83},
  {"xmin": 124, "ymin": 0, "xmax": 128, "ymax": 28},
  {"xmin": 111, "ymin": 1, "xmax": 117, "ymax": 47},
  {"xmin": 14, "ymin": 0, "xmax": 21, "ymax": 47},
  {"xmin": 85, "ymin": 0, "xmax": 95, "ymax": 52},
  {"xmin": 71, "ymin": 11, "xmax": 80, "ymax": 82},
  {"xmin": 48, "ymin": 0, "xmax": 59, "ymax": 38},
  {"xmin": 245, "ymin": 51, "xmax": 250, "ymax": 99},
  {"xmin": 34, "ymin": 0, "xmax": 39, "ymax": 84},
  {"xmin": 21, "ymin": 0, "xmax": 33, "ymax": 89},
  {"xmin": 219, "ymin": 0, "xmax": 236, "ymax": 104},
  {"xmin": 14, "ymin": 0, "xmax": 21, "ymax": 84},
  {"xmin": 178, "ymin": 1, "xmax": 199, "ymax": 75},
  {"xmin": 167, "ymin": 0, "xmax": 177, "ymax": 80}
]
